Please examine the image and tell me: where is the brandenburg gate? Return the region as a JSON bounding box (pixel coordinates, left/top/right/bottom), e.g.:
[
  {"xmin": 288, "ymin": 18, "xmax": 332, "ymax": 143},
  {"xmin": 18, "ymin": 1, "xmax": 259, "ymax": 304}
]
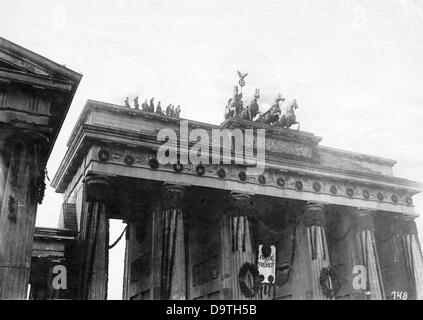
[
  {"xmin": 47, "ymin": 87, "xmax": 422, "ymax": 300},
  {"xmin": 0, "ymin": 36, "xmax": 421, "ymax": 302}
]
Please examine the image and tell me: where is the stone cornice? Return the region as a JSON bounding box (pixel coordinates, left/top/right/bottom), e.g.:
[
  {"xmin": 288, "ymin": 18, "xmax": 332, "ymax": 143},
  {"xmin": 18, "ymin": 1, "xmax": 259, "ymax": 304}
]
[
  {"xmin": 33, "ymin": 227, "xmax": 77, "ymax": 242},
  {"xmin": 84, "ymin": 159, "xmax": 417, "ymax": 215},
  {"xmin": 0, "ymin": 37, "xmax": 82, "ymax": 82},
  {"xmin": 0, "ymin": 69, "xmax": 74, "ymax": 92},
  {"xmin": 52, "ymin": 121, "xmax": 423, "ymax": 195},
  {"xmin": 66, "ymin": 99, "xmax": 219, "ymax": 147},
  {"xmin": 53, "ymin": 146, "xmax": 419, "ymax": 218}
]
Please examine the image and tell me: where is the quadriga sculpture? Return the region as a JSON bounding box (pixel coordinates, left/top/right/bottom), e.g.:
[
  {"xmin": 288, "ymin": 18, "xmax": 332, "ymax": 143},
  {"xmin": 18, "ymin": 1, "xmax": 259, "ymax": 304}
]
[
  {"xmin": 241, "ymin": 89, "xmax": 260, "ymax": 121},
  {"xmin": 258, "ymin": 94, "xmax": 284, "ymax": 125},
  {"xmin": 278, "ymin": 99, "xmax": 299, "ymax": 129}
]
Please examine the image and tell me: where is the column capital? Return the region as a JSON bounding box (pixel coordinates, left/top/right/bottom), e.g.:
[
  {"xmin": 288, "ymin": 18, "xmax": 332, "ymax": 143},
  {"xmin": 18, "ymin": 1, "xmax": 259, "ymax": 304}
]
[
  {"xmin": 162, "ymin": 184, "xmax": 185, "ymax": 210},
  {"xmin": 395, "ymin": 215, "xmax": 418, "ymax": 235},
  {"xmin": 304, "ymin": 202, "xmax": 326, "ymax": 227},
  {"xmin": 224, "ymin": 191, "xmax": 256, "ymax": 218},
  {"xmin": 10, "ymin": 129, "xmax": 49, "ymax": 141},
  {"xmin": 354, "ymin": 208, "xmax": 376, "ymax": 231},
  {"xmin": 83, "ymin": 175, "xmax": 112, "ymax": 203},
  {"xmin": 4, "ymin": 129, "xmax": 49, "ymax": 152}
]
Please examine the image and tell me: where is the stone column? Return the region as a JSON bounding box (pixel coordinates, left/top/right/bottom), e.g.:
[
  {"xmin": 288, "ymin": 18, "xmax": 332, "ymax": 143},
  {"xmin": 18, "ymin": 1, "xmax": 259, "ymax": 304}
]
[
  {"xmin": 353, "ymin": 209, "xmax": 384, "ymax": 300},
  {"xmin": 160, "ymin": 184, "xmax": 186, "ymax": 300},
  {"xmin": 304, "ymin": 203, "xmax": 332, "ymax": 300},
  {"xmin": 0, "ymin": 137, "xmax": 47, "ymax": 299},
  {"xmin": 122, "ymin": 225, "xmax": 130, "ymax": 300},
  {"xmin": 221, "ymin": 192, "xmax": 257, "ymax": 300},
  {"xmin": 78, "ymin": 175, "xmax": 111, "ymax": 300},
  {"xmin": 396, "ymin": 216, "xmax": 423, "ymax": 300}
]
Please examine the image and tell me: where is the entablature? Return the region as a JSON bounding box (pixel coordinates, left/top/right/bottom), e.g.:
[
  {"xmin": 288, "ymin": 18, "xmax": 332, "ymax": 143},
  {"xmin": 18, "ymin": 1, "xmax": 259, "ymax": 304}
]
[
  {"xmin": 52, "ymin": 100, "xmax": 422, "ymax": 216},
  {"xmin": 0, "ymin": 37, "xmax": 82, "ymax": 158}
]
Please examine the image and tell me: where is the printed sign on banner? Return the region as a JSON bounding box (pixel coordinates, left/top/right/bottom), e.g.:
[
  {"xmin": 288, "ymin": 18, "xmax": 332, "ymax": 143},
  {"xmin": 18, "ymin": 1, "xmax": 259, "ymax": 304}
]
[{"xmin": 257, "ymin": 245, "xmax": 276, "ymax": 284}]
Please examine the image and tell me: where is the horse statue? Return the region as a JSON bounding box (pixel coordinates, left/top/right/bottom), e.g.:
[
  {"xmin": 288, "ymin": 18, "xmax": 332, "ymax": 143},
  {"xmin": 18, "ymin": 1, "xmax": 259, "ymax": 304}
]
[
  {"xmin": 278, "ymin": 99, "xmax": 299, "ymax": 129},
  {"xmin": 224, "ymin": 98, "xmax": 233, "ymax": 119},
  {"xmin": 257, "ymin": 94, "xmax": 284, "ymax": 125},
  {"xmin": 225, "ymin": 86, "xmax": 243, "ymax": 119},
  {"xmin": 241, "ymin": 89, "xmax": 260, "ymax": 121}
]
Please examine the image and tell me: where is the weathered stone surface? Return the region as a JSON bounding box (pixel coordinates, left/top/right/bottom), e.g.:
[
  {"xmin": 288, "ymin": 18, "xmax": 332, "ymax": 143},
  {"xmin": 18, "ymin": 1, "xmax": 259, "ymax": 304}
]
[{"xmin": 0, "ymin": 37, "xmax": 81, "ymax": 299}]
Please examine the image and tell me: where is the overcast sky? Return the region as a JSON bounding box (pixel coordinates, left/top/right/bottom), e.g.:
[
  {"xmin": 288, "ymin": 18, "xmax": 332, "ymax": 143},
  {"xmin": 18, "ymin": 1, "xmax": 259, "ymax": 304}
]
[{"xmin": 1, "ymin": 0, "xmax": 423, "ymax": 299}]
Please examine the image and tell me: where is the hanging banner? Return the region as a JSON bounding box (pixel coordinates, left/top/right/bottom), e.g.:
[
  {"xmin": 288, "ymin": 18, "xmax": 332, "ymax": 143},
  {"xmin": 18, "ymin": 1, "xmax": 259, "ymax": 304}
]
[{"xmin": 257, "ymin": 244, "xmax": 276, "ymax": 284}]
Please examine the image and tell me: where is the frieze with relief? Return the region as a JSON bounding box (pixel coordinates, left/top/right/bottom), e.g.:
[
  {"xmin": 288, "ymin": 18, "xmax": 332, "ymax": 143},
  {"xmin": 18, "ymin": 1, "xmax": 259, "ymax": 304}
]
[
  {"xmin": 95, "ymin": 145, "xmax": 414, "ymax": 207},
  {"xmin": 265, "ymin": 138, "xmax": 315, "ymax": 161}
]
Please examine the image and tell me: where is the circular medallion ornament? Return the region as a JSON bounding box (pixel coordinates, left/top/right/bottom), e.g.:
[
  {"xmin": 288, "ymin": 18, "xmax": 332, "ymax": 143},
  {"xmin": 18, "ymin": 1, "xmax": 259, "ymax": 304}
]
[
  {"xmin": 377, "ymin": 192, "xmax": 384, "ymax": 201},
  {"xmin": 312, "ymin": 181, "xmax": 321, "ymax": 192},
  {"xmin": 391, "ymin": 194, "xmax": 398, "ymax": 203},
  {"xmin": 362, "ymin": 189, "xmax": 370, "ymax": 199},
  {"xmin": 330, "ymin": 185, "xmax": 337, "ymax": 195},
  {"xmin": 259, "ymin": 175, "xmax": 266, "ymax": 185},
  {"xmin": 405, "ymin": 196, "xmax": 413, "ymax": 206},
  {"xmin": 217, "ymin": 168, "xmax": 226, "ymax": 179},
  {"xmin": 295, "ymin": 181, "xmax": 303, "ymax": 190},
  {"xmin": 319, "ymin": 266, "xmax": 342, "ymax": 299},
  {"xmin": 124, "ymin": 154, "xmax": 134, "ymax": 166},
  {"xmin": 346, "ymin": 188, "xmax": 354, "ymax": 197},
  {"xmin": 277, "ymin": 178, "xmax": 285, "ymax": 187},
  {"xmin": 149, "ymin": 158, "xmax": 159, "ymax": 169},
  {"xmin": 238, "ymin": 262, "xmax": 261, "ymax": 298},
  {"xmin": 98, "ymin": 149, "xmax": 109, "ymax": 162},
  {"xmin": 173, "ymin": 163, "xmax": 183, "ymax": 173},
  {"xmin": 196, "ymin": 163, "xmax": 205, "ymax": 176},
  {"xmin": 238, "ymin": 171, "xmax": 247, "ymax": 182}
]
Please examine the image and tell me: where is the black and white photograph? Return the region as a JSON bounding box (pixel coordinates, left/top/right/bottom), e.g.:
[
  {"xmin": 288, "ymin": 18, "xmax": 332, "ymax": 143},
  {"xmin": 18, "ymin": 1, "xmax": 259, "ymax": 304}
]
[{"xmin": 0, "ymin": 0, "xmax": 423, "ymax": 308}]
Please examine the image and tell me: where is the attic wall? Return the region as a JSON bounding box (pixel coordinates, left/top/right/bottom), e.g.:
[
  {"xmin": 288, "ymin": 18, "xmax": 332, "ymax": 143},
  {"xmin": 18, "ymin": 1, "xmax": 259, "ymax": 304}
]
[
  {"xmin": 318, "ymin": 147, "xmax": 394, "ymax": 176},
  {"xmin": 88, "ymin": 108, "xmax": 181, "ymax": 133}
]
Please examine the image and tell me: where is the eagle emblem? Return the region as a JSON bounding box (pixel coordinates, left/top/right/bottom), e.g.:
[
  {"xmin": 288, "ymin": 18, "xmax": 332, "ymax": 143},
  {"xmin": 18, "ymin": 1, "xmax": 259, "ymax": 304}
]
[{"xmin": 237, "ymin": 70, "xmax": 248, "ymax": 87}]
